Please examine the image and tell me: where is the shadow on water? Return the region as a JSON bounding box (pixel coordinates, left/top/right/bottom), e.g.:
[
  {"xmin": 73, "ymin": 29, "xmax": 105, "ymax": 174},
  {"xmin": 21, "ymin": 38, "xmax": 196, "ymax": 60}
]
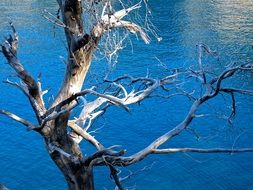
[{"xmin": 0, "ymin": 0, "xmax": 253, "ymax": 189}]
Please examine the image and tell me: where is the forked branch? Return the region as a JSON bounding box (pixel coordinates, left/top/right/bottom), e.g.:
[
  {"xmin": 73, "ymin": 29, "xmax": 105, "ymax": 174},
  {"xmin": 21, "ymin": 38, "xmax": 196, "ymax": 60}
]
[
  {"xmin": 56, "ymin": 72, "xmax": 180, "ymax": 144},
  {"xmin": 79, "ymin": 59, "xmax": 253, "ymax": 168}
]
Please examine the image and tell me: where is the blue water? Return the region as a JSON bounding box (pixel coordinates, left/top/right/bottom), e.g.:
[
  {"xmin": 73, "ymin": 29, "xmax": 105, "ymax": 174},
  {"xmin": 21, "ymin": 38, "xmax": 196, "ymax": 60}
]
[{"xmin": 1, "ymin": 0, "xmax": 253, "ymax": 189}]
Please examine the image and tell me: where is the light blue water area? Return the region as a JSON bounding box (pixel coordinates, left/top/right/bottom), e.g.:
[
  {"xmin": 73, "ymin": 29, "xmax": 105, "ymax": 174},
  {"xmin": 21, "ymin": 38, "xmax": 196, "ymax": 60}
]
[{"xmin": 0, "ymin": 0, "xmax": 253, "ymax": 189}]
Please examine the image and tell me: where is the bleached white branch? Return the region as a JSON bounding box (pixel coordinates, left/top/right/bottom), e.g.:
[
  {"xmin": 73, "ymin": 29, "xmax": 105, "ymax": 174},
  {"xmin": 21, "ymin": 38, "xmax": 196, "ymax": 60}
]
[
  {"xmin": 68, "ymin": 121, "xmax": 104, "ymax": 150},
  {"xmin": 91, "ymin": 2, "xmax": 150, "ymax": 44},
  {"xmin": 113, "ymin": 20, "xmax": 150, "ymax": 44},
  {"xmin": 81, "ymin": 60, "xmax": 253, "ymax": 168},
  {"xmin": 153, "ymin": 148, "xmax": 253, "ymax": 154},
  {"xmin": 101, "ymin": 2, "xmax": 141, "ymax": 23},
  {"xmin": 66, "ymin": 72, "xmax": 180, "ymax": 144}
]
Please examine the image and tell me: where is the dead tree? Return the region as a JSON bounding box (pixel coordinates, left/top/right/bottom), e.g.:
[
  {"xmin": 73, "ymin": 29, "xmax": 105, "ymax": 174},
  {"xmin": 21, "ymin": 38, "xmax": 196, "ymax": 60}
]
[{"xmin": 1, "ymin": 1, "xmax": 253, "ymax": 190}]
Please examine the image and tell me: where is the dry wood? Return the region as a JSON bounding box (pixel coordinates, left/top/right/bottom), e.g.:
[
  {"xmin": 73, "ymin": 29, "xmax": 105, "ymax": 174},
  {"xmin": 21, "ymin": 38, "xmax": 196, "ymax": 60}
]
[{"xmin": 1, "ymin": 1, "xmax": 253, "ymax": 190}]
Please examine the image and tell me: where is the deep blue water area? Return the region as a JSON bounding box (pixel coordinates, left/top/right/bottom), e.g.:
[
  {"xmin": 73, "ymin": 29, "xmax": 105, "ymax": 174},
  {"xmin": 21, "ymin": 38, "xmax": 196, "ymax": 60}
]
[{"xmin": 1, "ymin": 0, "xmax": 253, "ymax": 189}]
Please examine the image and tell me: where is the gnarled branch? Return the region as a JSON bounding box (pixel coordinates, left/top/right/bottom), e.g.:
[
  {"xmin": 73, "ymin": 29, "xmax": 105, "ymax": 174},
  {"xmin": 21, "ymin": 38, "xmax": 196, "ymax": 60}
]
[
  {"xmin": 80, "ymin": 59, "xmax": 253, "ymax": 168},
  {"xmin": 1, "ymin": 23, "xmax": 46, "ymax": 122}
]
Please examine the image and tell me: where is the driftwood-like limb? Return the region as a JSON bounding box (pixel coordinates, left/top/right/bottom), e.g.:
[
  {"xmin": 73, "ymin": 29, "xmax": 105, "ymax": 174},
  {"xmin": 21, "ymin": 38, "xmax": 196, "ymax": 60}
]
[
  {"xmin": 52, "ymin": 73, "xmax": 179, "ymax": 112},
  {"xmin": 152, "ymin": 148, "xmax": 253, "ymax": 154},
  {"xmin": 83, "ymin": 147, "xmax": 126, "ymax": 167},
  {"xmin": 46, "ymin": 87, "xmax": 129, "ymax": 118},
  {"xmin": 47, "ymin": 142, "xmax": 79, "ymax": 162},
  {"xmin": 220, "ymin": 88, "xmax": 253, "ymax": 96},
  {"xmin": 80, "ymin": 61, "xmax": 253, "ymax": 168},
  {"xmin": 110, "ymin": 21, "xmax": 150, "ymax": 44},
  {"xmin": 58, "ymin": 73, "xmax": 180, "ymax": 144},
  {"xmin": 68, "ymin": 121, "xmax": 104, "ymax": 150},
  {"xmin": 0, "ymin": 109, "xmax": 37, "ymax": 131},
  {"xmin": 39, "ymin": 101, "xmax": 78, "ymax": 131},
  {"xmin": 119, "ymin": 63, "xmax": 253, "ymax": 165},
  {"xmin": 1, "ymin": 23, "xmax": 46, "ymax": 122},
  {"xmin": 89, "ymin": 145, "xmax": 253, "ymax": 167}
]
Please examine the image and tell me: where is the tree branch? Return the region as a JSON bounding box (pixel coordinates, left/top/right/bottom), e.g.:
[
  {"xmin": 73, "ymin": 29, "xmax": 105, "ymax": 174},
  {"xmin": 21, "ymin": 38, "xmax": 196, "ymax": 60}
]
[
  {"xmin": 83, "ymin": 147, "xmax": 126, "ymax": 167},
  {"xmin": 68, "ymin": 121, "xmax": 104, "ymax": 150},
  {"xmin": 84, "ymin": 61, "xmax": 253, "ymax": 168},
  {"xmin": 91, "ymin": 2, "xmax": 150, "ymax": 44},
  {"xmin": 152, "ymin": 148, "xmax": 253, "ymax": 154},
  {"xmin": 3, "ymin": 79, "xmax": 29, "ymax": 97},
  {"xmin": 1, "ymin": 23, "xmax": 46, "ymax": 122},
  {"xmin": 109, "ymin": 165, "xmax": 124, "ymax": 190},
  {"xmin": 0, "ymin": 109, "xmax": 37, "ymax": 131}
]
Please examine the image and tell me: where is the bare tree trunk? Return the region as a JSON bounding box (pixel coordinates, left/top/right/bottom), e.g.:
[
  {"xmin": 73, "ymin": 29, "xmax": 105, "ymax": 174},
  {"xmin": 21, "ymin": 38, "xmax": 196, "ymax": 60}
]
[
  {"xmin": 52, "ymin": 0, "xmax": 94, "ymax": 107},
  {"xmin": 48, "ymin": 144, "xmax": 94, "ymax": 190},
  {"xmin": 44, "ymin": 113, "xmax": 95, "ymax": 190},
  {"xmin": 44, "ymin": 1, "xmax": 96, "ymax": 188},
  {"xmin": 49, "ymin": 151, "xmax": 94, "ymax": 190},
  {"xmin": 41, "ymin": 1, "xmax": 153, "ymax": 187}
]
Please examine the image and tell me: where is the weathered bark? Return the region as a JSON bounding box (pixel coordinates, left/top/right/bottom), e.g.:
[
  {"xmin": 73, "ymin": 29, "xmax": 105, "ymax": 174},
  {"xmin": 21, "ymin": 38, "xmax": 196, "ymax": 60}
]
[
  {"xmin": 52, "ymin": 0, "xmax": 96, "ymax": 107},
  {"xmin": 44, "ymin": 1, "xmax": 97, "ymax": 189},
  {"xmin": 48, "ymin": 145, "xmax": 94, "ymax": 190},
  {"xmin": 45, "ymin": 118, "xmax": 95, "ymax": 190},
  {"xmin": 52, "ymin": 50, "xmax": 93, "ymax": 106}
]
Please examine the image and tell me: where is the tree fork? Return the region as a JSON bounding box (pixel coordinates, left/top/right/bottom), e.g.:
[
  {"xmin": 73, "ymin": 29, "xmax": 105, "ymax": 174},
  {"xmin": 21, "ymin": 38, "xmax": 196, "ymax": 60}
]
[
  {"xmin": 52, "ymin": 0, "xmax": 95, "ymax": 107},
  {"xmin": 44, "ymin": 110, "xmax": 95, "ymax": 190},
  {"xmin": 47, "ymin": 1, "xmax": 97, "ymax": 185}
]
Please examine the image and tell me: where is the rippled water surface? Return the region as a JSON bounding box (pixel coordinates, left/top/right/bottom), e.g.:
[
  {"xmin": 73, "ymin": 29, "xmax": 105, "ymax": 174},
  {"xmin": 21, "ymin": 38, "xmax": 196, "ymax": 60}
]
[{"xmin": 1, "ymin": 0, "xmax": 253, "ymax": 189}]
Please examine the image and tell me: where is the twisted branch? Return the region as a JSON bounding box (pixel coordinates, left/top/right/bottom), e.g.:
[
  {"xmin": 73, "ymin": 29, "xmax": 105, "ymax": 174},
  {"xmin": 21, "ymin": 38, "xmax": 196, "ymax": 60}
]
[{"xmin": 1, "ymin": 23, "xmax": 46, "ymax": 122}]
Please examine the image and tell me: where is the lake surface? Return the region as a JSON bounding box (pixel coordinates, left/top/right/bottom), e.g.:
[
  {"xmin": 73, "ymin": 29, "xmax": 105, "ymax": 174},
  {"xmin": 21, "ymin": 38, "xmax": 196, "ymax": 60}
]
[{"xmin": 0, "ymin": 0, "xmax": 253, "ymax": 189}]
